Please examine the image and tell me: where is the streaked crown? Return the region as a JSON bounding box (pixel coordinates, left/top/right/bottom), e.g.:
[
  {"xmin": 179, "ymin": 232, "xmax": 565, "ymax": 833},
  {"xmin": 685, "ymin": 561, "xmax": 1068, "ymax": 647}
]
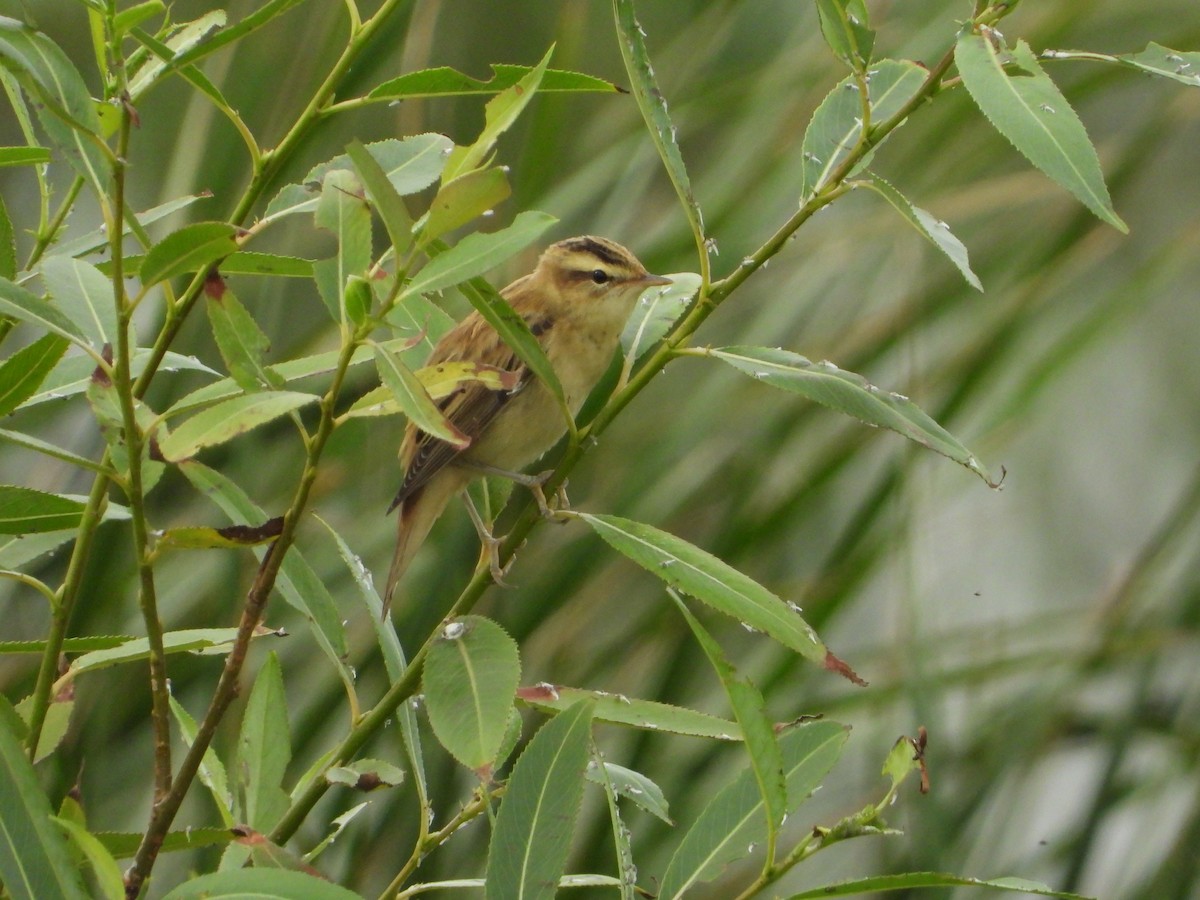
[{"xmin": 538, "ymin": 235, "xmax": 669, "ymax": 294}]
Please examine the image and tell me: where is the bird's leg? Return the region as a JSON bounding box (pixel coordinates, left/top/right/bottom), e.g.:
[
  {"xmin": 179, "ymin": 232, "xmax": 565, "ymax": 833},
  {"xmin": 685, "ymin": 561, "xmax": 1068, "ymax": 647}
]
[
  {"xmin": 458, "ymin": 462, "xmax": 570, "ymax": 521},
  {"xmin": 462, "ymin": 491, "xmax": 511, "ymax": 586}
]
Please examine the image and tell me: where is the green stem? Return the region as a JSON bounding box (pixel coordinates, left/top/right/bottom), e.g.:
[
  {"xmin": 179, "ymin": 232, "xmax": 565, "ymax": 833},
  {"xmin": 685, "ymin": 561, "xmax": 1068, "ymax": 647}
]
[{"xmin": 25, "ymin": 175, "xmax": 85, "ymax": 271}]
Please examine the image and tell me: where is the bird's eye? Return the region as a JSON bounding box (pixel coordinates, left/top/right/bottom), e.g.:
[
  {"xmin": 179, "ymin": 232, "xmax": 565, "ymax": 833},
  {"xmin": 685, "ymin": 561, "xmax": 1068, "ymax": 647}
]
[{"xmin": 591, "ymin": 269, "xmax": 610, "ymax": 285}]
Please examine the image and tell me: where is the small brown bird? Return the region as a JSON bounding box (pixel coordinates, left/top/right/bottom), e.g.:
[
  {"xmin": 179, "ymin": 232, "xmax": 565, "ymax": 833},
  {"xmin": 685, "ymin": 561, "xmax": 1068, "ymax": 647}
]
[{"xmin": 384, "ymin": 236, "xmax": 671, "ymax": 610}]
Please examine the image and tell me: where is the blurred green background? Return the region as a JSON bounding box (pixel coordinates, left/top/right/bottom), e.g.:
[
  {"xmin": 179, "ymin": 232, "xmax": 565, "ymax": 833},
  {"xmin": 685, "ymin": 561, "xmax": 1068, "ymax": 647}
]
[{"xmin": 1, "ymin": 1, "xmax": 1198, "ymax": 897}]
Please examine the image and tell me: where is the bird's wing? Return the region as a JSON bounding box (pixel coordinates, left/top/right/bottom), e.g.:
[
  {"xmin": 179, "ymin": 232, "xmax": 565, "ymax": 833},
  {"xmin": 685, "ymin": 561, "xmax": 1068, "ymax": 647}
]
[{"xmin": 388, "ymin": 313, "xmax": 531, "ymax": 511}]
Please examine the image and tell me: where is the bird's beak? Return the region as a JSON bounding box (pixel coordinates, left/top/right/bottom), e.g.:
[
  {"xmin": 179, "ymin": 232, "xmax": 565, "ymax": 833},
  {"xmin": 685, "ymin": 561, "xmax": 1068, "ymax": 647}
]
[{"xmin": 638, "ymin": 273, "xmax": 673, "ymax": 288}]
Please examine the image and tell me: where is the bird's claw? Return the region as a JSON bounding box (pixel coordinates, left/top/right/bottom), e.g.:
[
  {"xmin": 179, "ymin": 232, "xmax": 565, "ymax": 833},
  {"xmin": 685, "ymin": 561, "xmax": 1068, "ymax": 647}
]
[{"xmin": 529, "ymin": 471, "xmax": 570, "ymax": 522}]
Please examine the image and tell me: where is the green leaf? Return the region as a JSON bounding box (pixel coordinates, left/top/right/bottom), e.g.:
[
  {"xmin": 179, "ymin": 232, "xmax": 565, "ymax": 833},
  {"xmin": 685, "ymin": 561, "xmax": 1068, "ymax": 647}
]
[
  {"xmin": 161, "ymin": 868, "xmax": 363, "ymax": 900},
  {"xmin": 708, "ymin": 346, "xmax": 997, "ymax": 485},
  {"xmin": 64, "ymin": 627, "xmax": 278, "ymax": 680},
  {"xmin": 0, "ymin": 18, "xmax": 110, "ymax": 198},
  {"xmin": 54, "ymin": 193, "xmax": 213, "ymax": 259},
  {"xmin": 517, "ymin": 683, "xmax": 740, "ymax": 741},
  {"xmin": 421, "ymin": 167, "xmax": 512, "ymax": 246},
  {"xmin": 800, "ymin": 58, "xmax": 927, "ymax": 198},
  {"xmin": 485, "ymin": 699, "xmax": 595, "ymax": 900},
  {"xmin": 13, "ymin": 694, "xmax": 72, "ymax": 763},
  {"xmin": 620, "ymin": 272, "xmax": 700, "ymax": 366},
  {"xmin": 50, "ymin": 817, "xmax": 123, "ymax": 900},
  {"xmin": 0, "ymin": 695, "xmax": 91, "ymax": 900},
  {"xmin": 585, "ymin": 761, "xmax": 672, "ymax": 824},
  {"xmin": 139, "ymin": 221, "xmax": 238, "ymax": 287},
  {"xmin": 112, "ymin": 1, "xmax": 165, "ymax": 37},
  {"xmin": 955, "ymin": 34, "xmax": 1126, "ymax": 232},
  {"xmin": 263, "ymin": 134, "xmax": 452, "ymax": 223},
  {"xmin": 579, "ymin": 513, "xmax": 844, "ymax": 672},
  {"xmin": 1043, "ymin": 43, "xmax": 1200, "ymax": 89},
  {"xmin": 374, "ymin": 343, "xmax": 469, "ymax": 448},
  {"xmin": 0, "ymin": 276, "xmax": 88, "ymax": 347},
  {"xmin": 815, "ymin": 0, "xmax": 875, "ymax": 71},
  {"xmin": 0, "ymin": 193, "xmax": 13, "ymax": 279},
  {"xmin": 0, "ymin": 486, "xmax": 86, "ymax": 534},
  {"xmin": 158, "ymin": 390, "xmax": 319, "ymax": 461},
  {"xmin": 204, "ymin": 277, "xmax": 278, "ymax": 391},
  {"xmin": 670, "ymin": 592, "xmax": 785, "ymax": 839},
  {"xmin": 170, "ymin": 695, "xmax": 234, "ymax": 826},
  {"xmin": 658, "ymin": 721, "xmax": 849, "ymax": 900},
  {"xmin": 126, "ymin": 10, "xmax": 225, "ymax": 98},
  {"xmin": 0, "ymin": 145, "xmax": 50, "ymax": 167},
  {"xmin": 402, "ymin": 209, "xmax": 556, "ymax": 300},
  {"xmin": 367, "ymin": 63, "xmax": 621, "ymax": 101},
  {"xmin": 785, "ymin": 872, "xmax": 1093, "ymax": 899},
  {"xmin": 314, "ymin": 169, "xmax": 372, "ymax": 323},
  {"xmin": 614, "ymin": 1, "xmax": 706, "ymax": 253},
  {"xmin": 424, "ymin": 616, "xmax": 521, "ymax": 772},
  {"xmin": 346, "ymin": 139, "xmax": 414, "ymax": 259},
  {"xmin": 238, "ymin": 652, "xmax": 291, "ymax": 831},
  {"xmin": 39, "ymin": 256, "xmax": 119, "ymax": 347},
  {"xmin": 444, "ymin": 47, "xmax": 552, "ymax": 181},
  {"xmin": 0, "ymin": 334, "xmax": 69, "ymax": 415},
  {"xmin": 857, "ymin": 175, "xmax": 981, "ymax": 290},
  {"xmin": 94, "ymin": 827, "xmax": 231, "ymax": 859},
  {"xmin": 156, "ymin": 523, "xmax": 280, "ymax": 551},
  {"xmin": 0, "ymin": 428, "xmax": 110, "ymax": 476}
]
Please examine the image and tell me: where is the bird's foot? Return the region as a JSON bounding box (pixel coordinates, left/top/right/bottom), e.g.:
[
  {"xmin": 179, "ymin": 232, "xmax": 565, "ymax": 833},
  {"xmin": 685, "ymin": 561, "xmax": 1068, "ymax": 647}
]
[{"xmin": 528, "ymin": 470, "xmax": 570, "ymax": 522}]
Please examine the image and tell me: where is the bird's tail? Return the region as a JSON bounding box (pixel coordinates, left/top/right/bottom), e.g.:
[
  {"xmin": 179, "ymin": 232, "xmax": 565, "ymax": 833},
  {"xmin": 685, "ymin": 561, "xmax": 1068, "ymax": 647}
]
[{"xmin": 383, "ymin": 471, "xmax": 468, "ymax": 616}]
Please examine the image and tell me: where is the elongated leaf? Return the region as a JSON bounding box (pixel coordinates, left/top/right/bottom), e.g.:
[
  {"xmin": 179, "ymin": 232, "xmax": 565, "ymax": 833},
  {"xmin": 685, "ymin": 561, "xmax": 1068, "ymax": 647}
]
[
  {"xmin": 367, "ymin": 63, "xmax": 621, "ymax": 101},
  {"xmin": 517, "ymin": 683, "xmax": 740, "ymax": 740},
  {"xmin": 485, "ymin": 699, "xmax": 595, "ymax": 900},
  {"xmin": 39, "ymin": 257, "xmax": 119, "ymax": 347},
  {"xmin": 614, "ymin": 0, "xmax": 706, "ymax": 251},
  {"xmin": 786, "ymin": 872, "xmax": 1092, "ymax": 899},
  {"xmin": 64, "ymin": 627, "xmax": 277, "ymax": 680},
  {"xmin": 0, "ymin": 334, "xmax": 68, "ymax": 415},
  {"xmin": 800, "ymin": 58, "xmax": 927, "ymax": 198},
  {"xmin": 126, "ymin": 10, "xmax": 225, "ymax": 98},
  {"xmin": 0, "ymin": 695, "xmax": 91, "ymax": 900},
  {"xmin": 444, "ymin": 47, "xmax": 552, "ymax": 181},
  {"xmin": 708, "ymin": 346, "xmax": 997, "ymax": 484},
  {"xmin": 421, "ymin": 167, "xmax": 511, "ymax": 246},
  {"xmin": 955, "ymin": 34, "xmax": 1126, "ymax": 231},
  {"xmin": 0, "ymin": 18, "xmax": 110, "ymax": 197},
  {"xmin": 346, "ymin": 139, "xmax": 414, "ymax": 258},
  {"xmin": 161, "ymin": 869, "xmax": 362, "ymax": 900},
  {"xmin": 158, "ymin": 390, "xmax": 318, "ymax": 461},
  {"xmin": 140, "ymin": 221, "xmax": 238, "ymax": 286},
  {"xmin": 374, "ymin": 343, "xmax": 469, "ymax": 448},
  {"xmin": 50, "ymin": 817, "xmax": 123, "ymax": 900},
  {"xmin": 815, "ymin": 0, "xmax": 875, "ymax": 71},
  {"xmin": 112, "ymin": 1, "xmax": 165, "ymax": 37},
  {"xmin": 94, "ymin": 827, "xmax": 231, "ymax": 859},
  {"xmin": 620, "ymin": 272, "xmax": 700, "ymax": 366},
  {"xmin": 857, "ymin": 175, "xmax": 981, "ymax": 290},
  {"xmin": 318, "ymin": 517, "xmax": 427, "ymax": 807},
  {"xmin": 0, "ymin": 193, "xmax": 13, "ymax": 279},
  {"xmin": 170, "ymin": 695, "xmax": 234, "ymax": 826},
  {"xmin": 579, "ymin": 513, "xmax": 845, "ymax": 672},
  {"xmin": 238, "ymin": 652, "xmax": 290, "ymax": 831},
  {"xmin": 0, "ymin": 428, "xmax": 110, "ymax": 475},
  {"xmin": 0, "ymin": 486, "xmax": 86, "ymax": 534},
  {"xmin": 402, "ymin": 209, "xmax": 556, "ymax": 300},
  {"xmin": 22, "ymin": 349, "xmax": 213, "ymax": 410},
  {"xmin": 1043, "ymin": 43, "xmax": 1200, "ymax": 89},
  {"xmin": 585, "ymin": 761, "xmax": 672, "ymax": 824},
  {"xmin": 670, "ymin": 593, "xmax": 785, "ymax": 839},
  {"xmin": 314, "ymin": 169, "xmax": 371, "ymax": 323},
  {"xmin": 54, "ymin": 193, "xmax": 213, "ymax": 259},
  {"xmin": 13, "ymin": 694, "xmax": 72, "ymax": 763},
  {"xmin": 0, "ymin": 277, "xmax": 88, "ymax": 346},
  {"xmin": 424, "ymin": 616, "xmax": 521, "ymax": 772},
  {"xmin": 658, "ymin": 721, "xmax": 848, "ymax": 900},
  {"xmin": 205, "ymin": 276, "xmax": 278, "ymax": 391},
  {"xmin": 0, "ymin": 145, "xmax": 50, "ymax": 167}
]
